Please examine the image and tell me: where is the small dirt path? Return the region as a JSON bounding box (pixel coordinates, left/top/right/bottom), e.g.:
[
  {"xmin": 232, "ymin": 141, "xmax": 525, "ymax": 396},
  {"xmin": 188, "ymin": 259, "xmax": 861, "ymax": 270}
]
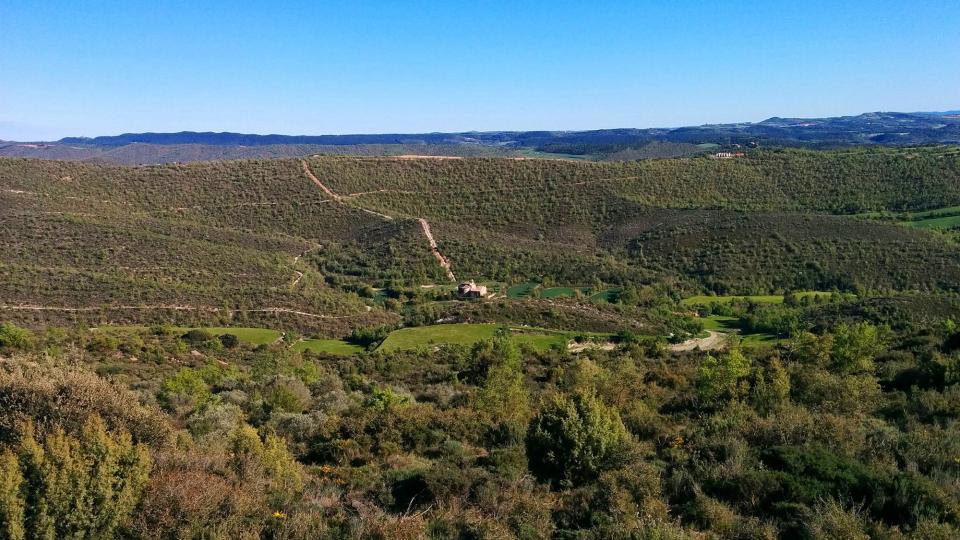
[
  {"xmin": 299, "ymin": 159, "xmax": 455, "ymax": 280},
  {"xmin": 300, "ymin": 159, "xmax": 394, "ymax": 220},
  {"xmin": 669, "ymin": 330, "xmax": 727, "ymax": 352},
  {"xmin": 289, "ymin": 244, "xmax": 321, "ymax": 288},
  {"xmin": 418, "ymin": 218, "xmax": 456, "ymax": 282},
  {"xmin": 300, "ymin": 159, "xmax": 342, "ymax": 201},
  {"xmin": 358, "ymin": 207, "xmax": 394, "ymax": 220}
]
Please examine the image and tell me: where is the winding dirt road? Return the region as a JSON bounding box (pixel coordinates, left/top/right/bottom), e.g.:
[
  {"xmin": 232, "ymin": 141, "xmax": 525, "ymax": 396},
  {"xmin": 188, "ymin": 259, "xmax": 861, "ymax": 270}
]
[
  {"xmin": 290, "ymin": 244, "xmax": 321, "ymax": 287},
  {"xmin": 299, "ymin": 159, "xmax": 454, "ymax": 279},
  {"xmin": 300, "ymin": 159, "xmax": 342, "ymax": 201},
  {"xmin": 418, "ymin": 218, "xmax": 456, "ymax": 282}
]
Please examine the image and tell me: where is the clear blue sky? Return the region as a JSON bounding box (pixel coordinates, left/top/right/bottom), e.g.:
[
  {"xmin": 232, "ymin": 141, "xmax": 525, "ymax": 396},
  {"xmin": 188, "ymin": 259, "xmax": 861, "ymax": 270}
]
[{"xmin": 2, "ymin": 0, "xmax": 958, "ymax": 140}]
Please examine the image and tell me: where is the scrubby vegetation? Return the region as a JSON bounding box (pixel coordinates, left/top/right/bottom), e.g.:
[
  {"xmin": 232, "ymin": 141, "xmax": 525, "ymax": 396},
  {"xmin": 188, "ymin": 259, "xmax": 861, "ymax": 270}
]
[
  {"xmin": 2, "ymin": 146, "xmax": 960, "ymax": 537},
  {"xmin": 1, "ymin": 294, "xmax": 959, "ymax": 538},
  {"xmin": 3, "ymin": 147, "xmax": 960, "ymax": 332}
]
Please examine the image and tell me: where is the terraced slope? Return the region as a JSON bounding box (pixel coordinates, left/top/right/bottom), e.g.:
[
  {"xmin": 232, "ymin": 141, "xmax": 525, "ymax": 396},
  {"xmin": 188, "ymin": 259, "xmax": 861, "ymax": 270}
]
[{"xmin": 0, "ymin": 158, "xmax": 401, "ymax": 333}]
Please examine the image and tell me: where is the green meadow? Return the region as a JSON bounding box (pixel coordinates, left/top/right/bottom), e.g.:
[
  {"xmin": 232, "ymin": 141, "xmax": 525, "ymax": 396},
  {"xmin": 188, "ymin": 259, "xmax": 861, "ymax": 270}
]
[
  {"xmin": 856, "ymin": 204, "xmax": 960, "ymax": 230},
  {"xmin": 95, "ymin": 323, "xmax": 614, "ymax": 356},
  {"xmin": 377, "ymin": 323, "xmax": 502, "ymax": 352},
  {"xmin": 589, "ymin": 288, "xmax": 621, "ymax": 303},
  {"xmin": 507, "ymin": 282, "xmax": 539, "ymax": 298},
  {"xmin": 905, "ymin": 214, "xmax": 960, "ymax": 230},
  {"xmin": 697, "ymin": 315, "xmax": 781, "ymax": 348}
]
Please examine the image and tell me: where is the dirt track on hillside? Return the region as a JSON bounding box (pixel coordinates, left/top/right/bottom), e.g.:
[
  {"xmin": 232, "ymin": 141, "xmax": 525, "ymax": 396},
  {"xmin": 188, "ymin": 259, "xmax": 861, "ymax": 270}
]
[
  {"xmin": 300, "ymin": 159, "xmax": 342, "ymax": 201},
  {"xmin": 418, "ymin": 218, "xmax": 456, "ymax": 282},
  {"xmin": 299, "ymin": 159, "xmax": 456, "ymax": 280}
]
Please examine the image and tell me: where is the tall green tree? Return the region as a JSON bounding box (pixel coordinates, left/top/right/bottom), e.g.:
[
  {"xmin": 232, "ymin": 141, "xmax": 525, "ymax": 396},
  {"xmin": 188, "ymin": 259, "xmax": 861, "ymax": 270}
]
[
  {"xmin": 526, "ymin": 391, "xmax": 630, "ymax": 487},
  {"xmin": 473, "ymin": 340, "xmax": 529, "ymax": 424},
  {"xmin": 752, "ymin": 358, "xmax": 791, "ymax": 413},
  {"xmin": 831, "ymin": 323, "xmax": 887, "ymax": 374},
  {"xmin": 697, "ymin": 346, "xmax": 752, "ymax": 406}
]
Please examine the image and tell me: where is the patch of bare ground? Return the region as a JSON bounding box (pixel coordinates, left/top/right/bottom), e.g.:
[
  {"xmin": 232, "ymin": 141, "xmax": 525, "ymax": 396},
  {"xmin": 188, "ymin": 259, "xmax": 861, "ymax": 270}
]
[
  {"xmin": 669, "ymin": 331, "xmax": 727, "ymax": 352},
  {"xmin": 418, "ymin": 218, "xmax": 456, "ymax": 282},
  {"xmin": 567, "ymin": 341, "xmax": 617, "ymax": 353}
]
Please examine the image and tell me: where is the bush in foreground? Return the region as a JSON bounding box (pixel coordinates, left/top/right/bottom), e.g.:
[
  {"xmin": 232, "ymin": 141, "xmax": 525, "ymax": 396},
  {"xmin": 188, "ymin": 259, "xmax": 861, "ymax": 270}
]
[{"xmin": 526, "ymin": 391, "xmax": 631, "ymax": 487}]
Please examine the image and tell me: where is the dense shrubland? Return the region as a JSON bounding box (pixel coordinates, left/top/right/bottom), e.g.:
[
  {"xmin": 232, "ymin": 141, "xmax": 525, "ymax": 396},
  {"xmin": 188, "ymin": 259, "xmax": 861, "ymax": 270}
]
[
  {"xmin": 1, "ymin": 293, "xmax": 959, "ymax": 538},
  {"xmin": 618, "ymin": 210, "xmax": 960, "ymax": 293},
  {"xmin": 308, "ymin": 147, "xmax": 960, "ymax": 218},
  {"xmin": 3, "ymin": 147, "xmax": 960, "ymax": 333}
]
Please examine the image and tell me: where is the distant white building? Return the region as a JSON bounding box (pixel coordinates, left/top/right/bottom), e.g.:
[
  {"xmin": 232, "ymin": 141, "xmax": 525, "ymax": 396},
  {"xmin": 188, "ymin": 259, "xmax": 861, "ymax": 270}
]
[{"xmin": 458, "ymin": 281, "xmax": 488, "ymax": 298}]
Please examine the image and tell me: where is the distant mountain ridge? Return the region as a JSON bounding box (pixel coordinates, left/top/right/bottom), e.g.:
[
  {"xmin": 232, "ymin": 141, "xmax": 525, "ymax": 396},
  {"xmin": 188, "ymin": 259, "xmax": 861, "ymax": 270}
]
[
  {"xmin": 2, "ymin": 110, "xmax": 957, "ymax": 164},
  {"xmin": 54, "ymin": 111, "xmax": 960, "ymax": 148},
  {"xmin": 58, "ymin": 131, "xmax": 476, "ymax": 146}
]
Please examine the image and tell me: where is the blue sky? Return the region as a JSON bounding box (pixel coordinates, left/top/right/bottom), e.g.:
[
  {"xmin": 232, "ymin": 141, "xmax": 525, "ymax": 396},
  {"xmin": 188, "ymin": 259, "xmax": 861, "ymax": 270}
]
[{"xmin": 1, "ymin": 0, "xmax": 958, "ymax": 140}]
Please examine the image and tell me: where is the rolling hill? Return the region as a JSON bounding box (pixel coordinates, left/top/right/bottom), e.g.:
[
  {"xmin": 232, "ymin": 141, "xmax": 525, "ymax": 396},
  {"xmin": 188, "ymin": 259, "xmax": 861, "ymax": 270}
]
[{"xmin": 2, "ymin": 145, "xmax": 960, "ymax": 333}]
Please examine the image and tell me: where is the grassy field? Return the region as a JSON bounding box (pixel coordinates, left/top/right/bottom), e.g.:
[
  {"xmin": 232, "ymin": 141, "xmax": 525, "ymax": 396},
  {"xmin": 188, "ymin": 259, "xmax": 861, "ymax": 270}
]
[
  {"xmin": 697, "ymin": 315, "xmax": 781, "ymax": 348},
  {"xmin": 96, "ymin": 322, "xmax": 609, "ymax": 356},
  {"xmin": 378, "ymin": 323, "xmax": 503, "ymax": 352},
  {"xmin": 681, "ymin": 291, "xmax": 839, "ymax": 306},
  {"xmin": 699, "ymin": 315, "xmax": 740, "ymax": 331},
  {"xmin": 905, "ymin": 214, "xmax": 960, "ymax": 230},
  {"xmin": 293, "ymin": 338, "xmax": 365, "ymax": 356},
  {"xmin": 507, "ymin": 282, "xmax": 539, "ymax": 299},
  {"xmin": 540, "ymin": 287, "xmax": 585, "ymax": 299},
  {"xmin": 590, "ymin": 288, "xmax": 621, "ymax": 303},
  {"xmin": 903, "ymin": 205, "xmax": 960, "ymax": 219},
  {"xmin": 510, "ymin": 331, "xmax": 572, "ymax": 350},
  {"xmin": 510, "ymin": 328, "xmax": 609, "ymax": 350},
  {"xmin": 196, "ymin": 327, "xmax": 283, "ymax": 345},
  {"xmin": 857, "ymin": 205, "xmax": 960, "ymax": 230}
]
